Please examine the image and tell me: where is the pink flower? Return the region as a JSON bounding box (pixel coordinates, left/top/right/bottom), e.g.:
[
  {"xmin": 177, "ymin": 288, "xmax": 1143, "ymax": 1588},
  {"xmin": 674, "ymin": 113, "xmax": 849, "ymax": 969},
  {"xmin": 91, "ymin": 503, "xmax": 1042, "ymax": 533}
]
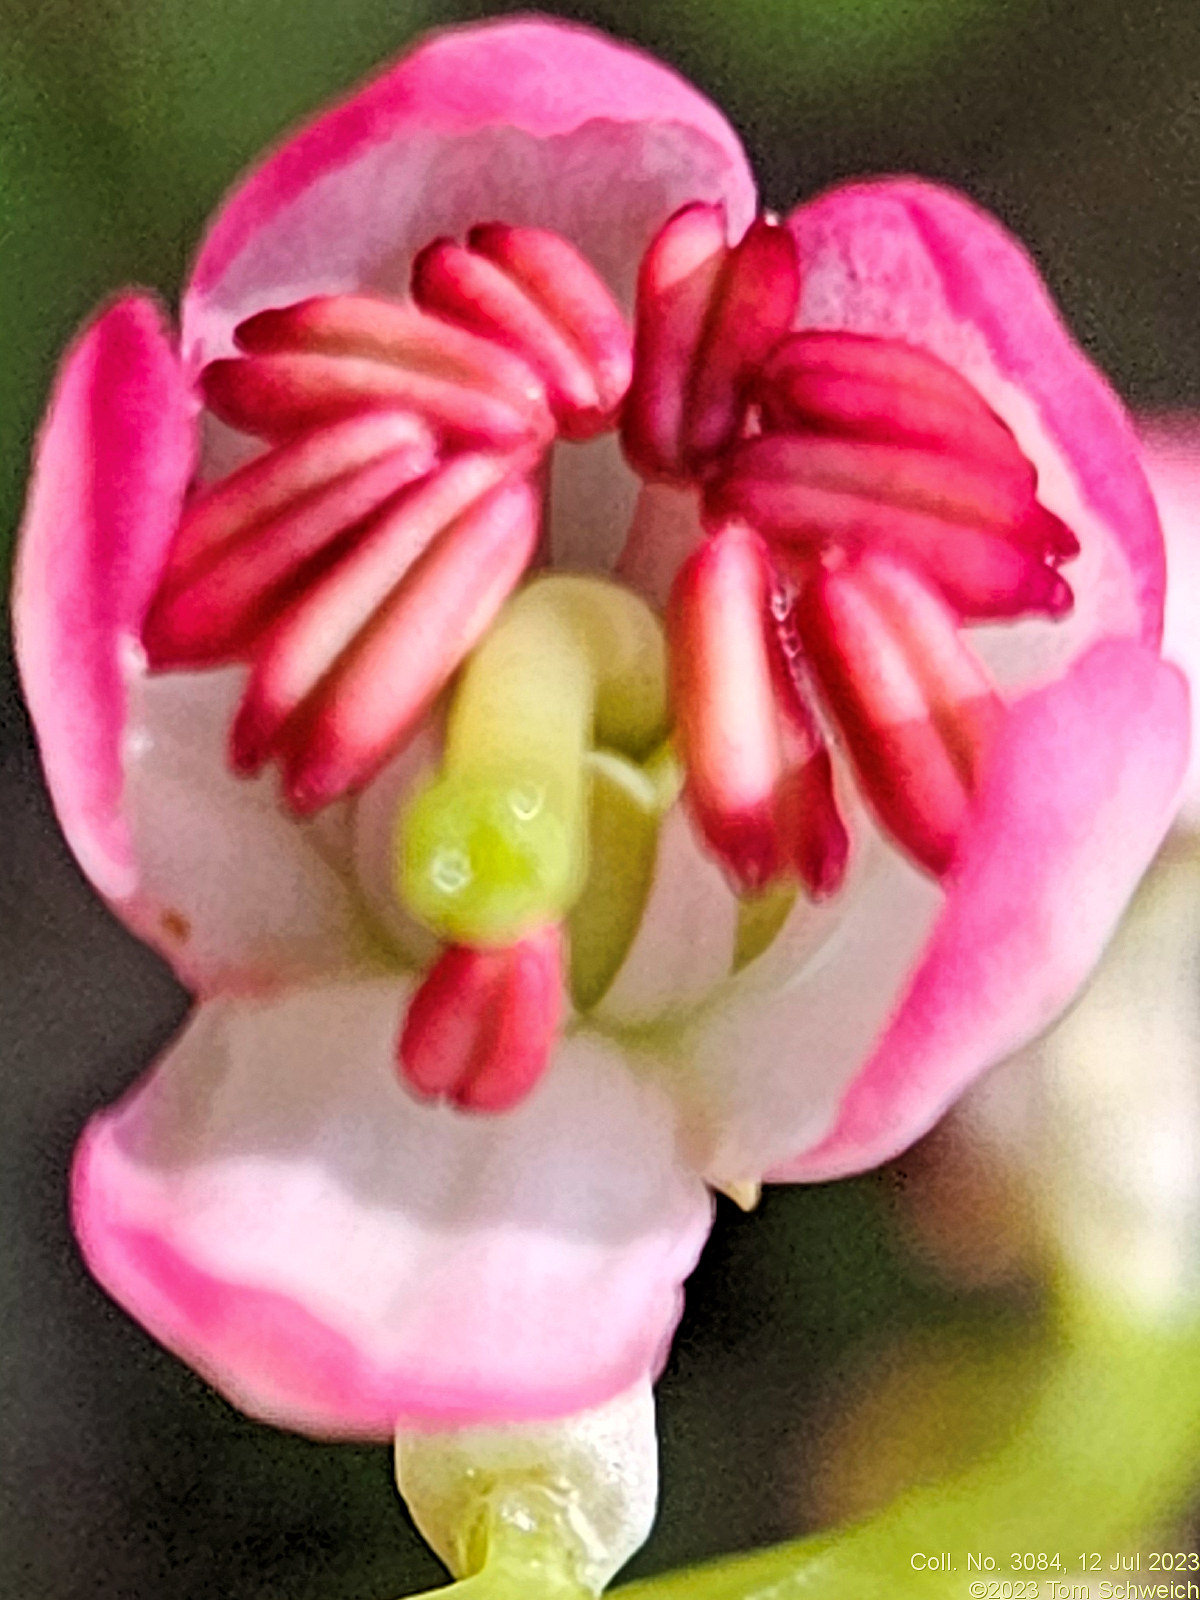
[
  {"xmin": 14, "ymin": 17, "xmax": 1189, "ymax": 1439},
  {"xmin": 1138, "ymin": 418, "xmax": 1200, "ymax": 825}
]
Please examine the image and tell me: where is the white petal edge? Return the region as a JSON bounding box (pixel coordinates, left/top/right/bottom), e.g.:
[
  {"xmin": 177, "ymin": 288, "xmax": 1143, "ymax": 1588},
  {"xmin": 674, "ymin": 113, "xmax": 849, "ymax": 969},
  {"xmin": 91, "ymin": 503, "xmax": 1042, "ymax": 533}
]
[{"xmin": 123, "ymin": 668, "xmax": 374, "ymax": 993}]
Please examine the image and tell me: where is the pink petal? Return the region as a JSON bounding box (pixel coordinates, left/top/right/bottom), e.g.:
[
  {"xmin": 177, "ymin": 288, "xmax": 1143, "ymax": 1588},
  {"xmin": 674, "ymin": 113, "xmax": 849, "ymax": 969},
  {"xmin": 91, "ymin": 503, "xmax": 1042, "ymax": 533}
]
[
  {"xmin": 788, "ymin": 179, "xmax": 1164, "ymax": 685},
  {"xmin": 772, "ymin": 640, "xmax": 1190, "ymax": 1182},
  {"xmin": 181, "ymin": 19, "xmax": 755, "ymax": 583},
  {"xmin": 1139, "ymin": 416, "xmax": 1200, "ymax": 826},
  {"xmin": 72, "ymin": 977, "xmax": 712, "ymax": 1435},
  {"xmin": 13, "ymin": 298, "xmax": 369, "ymax": 993},
  {"xmin": 648, "ymin": 637, "xmax": 1186, "ymax": 1191},
  {"xmin": 13, "ymin": 295, "xmax": 196, "ymax": 903},
  {"xmin": 183, "ymin": 18, "xmax": 755, "ymax": 364}
]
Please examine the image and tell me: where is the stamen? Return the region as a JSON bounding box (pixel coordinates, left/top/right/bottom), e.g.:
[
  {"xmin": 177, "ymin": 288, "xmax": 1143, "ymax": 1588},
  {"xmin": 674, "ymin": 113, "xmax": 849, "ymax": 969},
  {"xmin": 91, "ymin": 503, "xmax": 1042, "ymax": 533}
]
[
  {"xmin": 716, "ymin": 434, "xmax": 1039, "ymax": 531},
  {"xmin": 164, "ymin": 410, "xmax": 435, "ymax": 574},
  {"xmin": 229, "ymin": 451, "xmax": 530, "ymax": 791},
  {"xmin": 669, "ymin": 524, "xmax": 849, "ymax": 897},
  {"xmin": 682, "ymin": 215, "xmax": 800, "ymax": 468},
  {"xmin": 668, "ymin": 523, "xmax": 788, "ymax": 893},
  {"xmin": 709, "ymin": 434, "xmax": 1075, "ymax": 621},
  {"xmin": 396, "ymin": 575, "xmax": 668, "ymax": 945},
  {"xmin": 734, "ymin": 882, "xmax": 798, "ymax": 972},
  {"xmin": 412, "ymin": 226, "xmax": 632, "ymax": 441},
  {"xmin": 767, "ymin": 601, "xmax": 850, "ymax": 898},
  {"xmin": 235, "ymin": 294, "xmax": 550, "ymax": 424},
  {"xmin": 755, "ymin": 331, "xmax": 1032, "ymax": 476},
  {"xmin": 621, "ymin": 204, "xmax": 800, "ymax": 483},
  {"xmin": 203, "ymin": 345, "xmax": 542, "ymax": 452},
  {"xmin": 397, "ymin": 924, "xmax": 563, "ymax": 1112},
  {"xmin": 621, "ymin": 201, "xmax": 727, "ymax": 484},
  {"xmin": 467, "ymin": 224, "xmax": 633, "ymax": 423},
  {"xmin": 795, "ymin": 551, "xmax": 1004, "ymax": 877},
  {"xmin": 280, "ymin": 476, "xmax": 542, "ymax": 814},
  {"xmin": 144, "ymin": 424, "xmax": 438, "ymax": 667}
]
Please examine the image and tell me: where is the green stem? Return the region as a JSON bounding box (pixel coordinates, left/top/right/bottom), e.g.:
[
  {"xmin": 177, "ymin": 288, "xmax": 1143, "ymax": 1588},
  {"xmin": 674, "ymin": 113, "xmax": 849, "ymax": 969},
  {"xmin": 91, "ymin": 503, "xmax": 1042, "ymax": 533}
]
[{"xmin": 399, "ymin": 1486, "xmax": 593, "ymax": 1600}]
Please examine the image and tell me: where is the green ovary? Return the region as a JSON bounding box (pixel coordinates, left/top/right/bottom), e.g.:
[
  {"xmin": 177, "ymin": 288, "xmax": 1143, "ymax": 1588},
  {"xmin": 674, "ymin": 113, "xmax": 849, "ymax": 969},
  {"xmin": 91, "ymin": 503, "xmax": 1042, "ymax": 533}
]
[{"xmin": 395, "ymin": 575, "xmax": 669, "ymax": 951}]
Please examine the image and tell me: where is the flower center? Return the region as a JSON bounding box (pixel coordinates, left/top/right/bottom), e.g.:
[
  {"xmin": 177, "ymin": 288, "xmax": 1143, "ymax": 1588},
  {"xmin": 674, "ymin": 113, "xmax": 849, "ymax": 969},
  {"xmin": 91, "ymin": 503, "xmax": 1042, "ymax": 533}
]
[{"xmin": 145, "ymin": 207, "xmax": 1078, "ymax": 1113}]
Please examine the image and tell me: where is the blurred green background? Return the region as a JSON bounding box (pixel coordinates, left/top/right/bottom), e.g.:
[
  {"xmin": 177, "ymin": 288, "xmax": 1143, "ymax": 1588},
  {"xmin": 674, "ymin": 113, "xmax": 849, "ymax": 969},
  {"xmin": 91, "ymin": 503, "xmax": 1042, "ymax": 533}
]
[{"xmin": 3, "ymin": 1, "xmax": 1200, "ymax": 1595}]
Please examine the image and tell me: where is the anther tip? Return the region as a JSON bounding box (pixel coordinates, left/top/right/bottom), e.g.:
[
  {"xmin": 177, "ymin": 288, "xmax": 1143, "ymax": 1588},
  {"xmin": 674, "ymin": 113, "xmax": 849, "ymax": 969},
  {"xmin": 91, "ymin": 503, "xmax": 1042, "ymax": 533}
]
[
  {"xmin": 1046, "ymin": 573, "xmax": 1075, "ymax": 617},
  {"xmin": 228, "ymin": 712, "xmax": 271, "ymax": 779},
  {"xmin": 232, "ymin": 307, "xmax": 282, "ymax": 353}
]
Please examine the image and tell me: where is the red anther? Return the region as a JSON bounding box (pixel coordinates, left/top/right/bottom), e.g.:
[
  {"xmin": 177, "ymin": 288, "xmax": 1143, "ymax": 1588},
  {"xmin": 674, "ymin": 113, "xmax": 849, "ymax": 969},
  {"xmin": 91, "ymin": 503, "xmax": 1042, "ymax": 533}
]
[
  {"xmin": 668, "ymin": 522, "xmax": 788, "ymax": 893},
  {"xmin": 234, "ymin": 294, "xmax": 549, "ymax": 425},
  {"xmin": 777, "ymin": 742, "xmax": 850, "ymax": 899},
  {"xmin": 229, "ymin": 451, "xmax": 522, "ymax": 781},
  {"xmin": 621, "ymin": 202, "xmax": 729, "ymax": 483},
  {"xmin": 708, "ymin": 435, "xmax": 1074, "ymax": 620},
  {"xmin": 145, "ymin": 429, "xmax": 438, "ymax": 667},
  {"xmin": 278, "ymin": 476, "xmax": 540, "ymax": 814},
  {"xmin": 397, "ymin": 925, "xmax": 564, "ymax": 1113},
  {"xmin": 712, "ymin": 435, "xmax": 1039, "ymax": 536},
  {"xmin": 467, "ymin": 224, "xmax": 633, "ymax": 422},
  {"xmin": 795, "ymin": 551, "xmax": 1004, "ymax": 878},
  {"xmin": 166, "ymin": 411, "xmax": 435, "ymax": 575},
  {"xmin": 756, "ymin": 331, "xmax": 1031, "ymax": 479},
  {"xmin": 413, "ymin": 231, "xmax": 629, "ymax": 441},
  {"xmin": 766, "ymin": 607, "xmax": 850, "ymax": 899},
  {"xmin": 682, "ymin": 215, "xmax": 800, "ymax": 471},
  {"xmin": 1014, "ymin": 504, "xmax": 1080, "ymax": 563},
  {"xmin": 203, "ymin": 345, "xmax": 539, "ymax": 451},
  {"xmin": 621, "ymin": 204, "xmax": 801, "ymax": 483}
]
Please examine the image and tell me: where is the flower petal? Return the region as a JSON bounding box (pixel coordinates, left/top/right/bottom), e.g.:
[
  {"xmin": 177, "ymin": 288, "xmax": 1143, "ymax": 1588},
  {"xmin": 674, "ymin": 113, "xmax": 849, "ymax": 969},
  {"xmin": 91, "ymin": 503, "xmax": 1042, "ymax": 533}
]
[
  {"xmin": 72, "ymin": 976, "xmax": 712, "ymax": 1436},
  {"xmin": 789, "ymin": 179, "xmax": 1164, "ymax": 686},
  {"xmin": 774, "ymin": 640, "xmax": 1190, "ymax": 1182},
  {"xmin": 657, "ymin": 642, "xmax": 1187, "ymax": 1188},
  {"xmin": 13, "ymin": 295, "xmax": 195, "ymax": 903},
  {"xmin": 1139, "ymin": 416, "xmax": 1200, "ymax": 826},
  {"xmin": 647, "ymin": 180, "xmax": 1181, "ymax": 1190},
  {"xmin": 123, "ymin": 671, "xmax": 373, "ymax": 993},
  {"xmin": 182, "ymin": 18, "xmax": 756, "ymax": 578},
  {"xmin": 184, "ymin": 18, "xmax": 756, "ymax": 361},
  {"xmin": 14, "ymin": 298, "xmax": 374, "ymax": 993}
]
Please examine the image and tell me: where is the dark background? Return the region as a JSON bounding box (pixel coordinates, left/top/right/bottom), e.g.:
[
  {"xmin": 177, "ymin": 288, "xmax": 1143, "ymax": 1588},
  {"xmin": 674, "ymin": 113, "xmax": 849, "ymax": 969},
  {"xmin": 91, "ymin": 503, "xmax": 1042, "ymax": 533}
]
[{"xmin": 2, "ymin": 2, "xmax": 1198, "ymax": 1595}]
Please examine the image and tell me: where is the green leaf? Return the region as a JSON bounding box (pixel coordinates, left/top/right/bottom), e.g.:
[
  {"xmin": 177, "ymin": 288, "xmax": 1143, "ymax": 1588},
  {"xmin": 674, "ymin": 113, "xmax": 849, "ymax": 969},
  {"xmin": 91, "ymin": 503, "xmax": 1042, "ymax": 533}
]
[{"xmin": 615, "ymin": 1295, "xmax": 1200, "ymax": 1600}]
